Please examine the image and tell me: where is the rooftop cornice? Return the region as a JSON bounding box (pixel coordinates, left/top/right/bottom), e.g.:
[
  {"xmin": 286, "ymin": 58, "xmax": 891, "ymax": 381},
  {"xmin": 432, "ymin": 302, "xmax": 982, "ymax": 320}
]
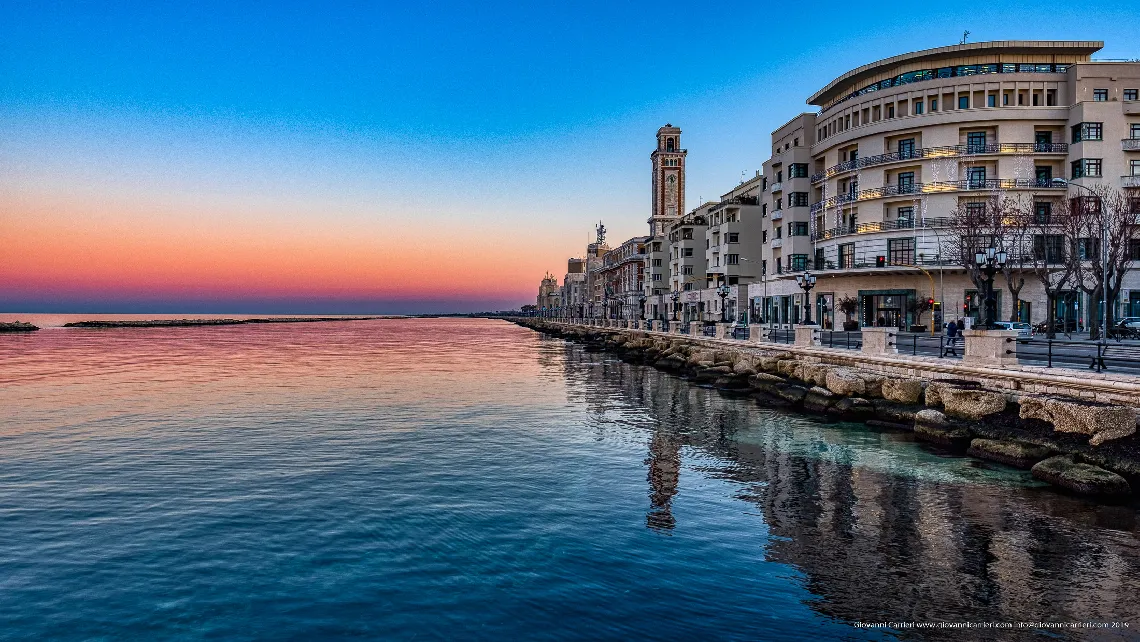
[{"xmin": 808, "ymin": 40, "xmax": 1103, "ymax": 107}]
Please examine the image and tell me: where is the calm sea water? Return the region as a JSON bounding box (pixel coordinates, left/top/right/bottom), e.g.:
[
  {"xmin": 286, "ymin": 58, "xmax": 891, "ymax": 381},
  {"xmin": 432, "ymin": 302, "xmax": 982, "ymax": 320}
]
[{"xmin": 3, "ymin": 318, "xmax": 1140, "ymax": 641}]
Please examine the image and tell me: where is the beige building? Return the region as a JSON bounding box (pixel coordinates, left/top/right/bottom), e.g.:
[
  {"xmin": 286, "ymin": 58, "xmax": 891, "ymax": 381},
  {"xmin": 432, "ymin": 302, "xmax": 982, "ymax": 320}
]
[
  {"xmin": 537, "ymin": 272, "xmax": 559, "ymax": 312},
  {"xmin": 751, "ymin": 40, "xmax": 1140, "ymax": 329}
]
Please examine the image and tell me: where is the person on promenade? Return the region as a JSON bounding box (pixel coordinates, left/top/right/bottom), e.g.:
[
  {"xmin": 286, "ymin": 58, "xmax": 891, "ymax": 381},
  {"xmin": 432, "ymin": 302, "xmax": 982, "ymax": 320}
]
[{"xmin": 943, "ymin": 319, "xmax": 959, "ymax": 357}]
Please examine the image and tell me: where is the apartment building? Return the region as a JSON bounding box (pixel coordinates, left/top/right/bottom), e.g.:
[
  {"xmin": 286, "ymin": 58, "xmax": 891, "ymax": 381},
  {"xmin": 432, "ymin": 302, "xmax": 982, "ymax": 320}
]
[
  {"xmin": 537, "ymin": 272, "xmax": 559, "ymax": 311},
  {"xmin": 591, "ymin": 236, "xmax": 649, "ymax": 319},
  {"xmin": 560, "ymin": 257, "xmax": 588, "ymax": 318},
  {"xmin": 759, "ymin": 40, "xmax": 1140, "ymax": 329}
]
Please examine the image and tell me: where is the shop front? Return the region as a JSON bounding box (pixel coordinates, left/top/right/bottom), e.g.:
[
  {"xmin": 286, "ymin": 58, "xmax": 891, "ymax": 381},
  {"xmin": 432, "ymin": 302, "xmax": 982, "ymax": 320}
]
[{"xmin": 859, "ymin": 289, "xmax": 916, "ymax": 329}]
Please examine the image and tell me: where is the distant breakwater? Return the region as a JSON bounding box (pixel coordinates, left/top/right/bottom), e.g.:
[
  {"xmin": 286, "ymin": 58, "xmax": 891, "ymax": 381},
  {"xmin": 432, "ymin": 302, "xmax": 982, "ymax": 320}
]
[
  {"xmin": 0, "ymin": 322, "xmax": 39, "ymax": 333},
  {"xmin": 513, "ymin": 318, "xmax": 1140, "ymax": 502},
  {"xmin": 61, "ymin": 317, "xmax": 384, "ymax": 329}
]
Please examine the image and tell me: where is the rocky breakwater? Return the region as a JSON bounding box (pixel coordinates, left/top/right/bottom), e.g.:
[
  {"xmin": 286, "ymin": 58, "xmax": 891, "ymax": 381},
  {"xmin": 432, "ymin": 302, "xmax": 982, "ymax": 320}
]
[
  {"xmin": 515, "ymin": 319, "xmax": 1140, "ymax": 500},
  {"xmin": 0, "ymin": 321, "xmax": 39, "ymax": 332}
]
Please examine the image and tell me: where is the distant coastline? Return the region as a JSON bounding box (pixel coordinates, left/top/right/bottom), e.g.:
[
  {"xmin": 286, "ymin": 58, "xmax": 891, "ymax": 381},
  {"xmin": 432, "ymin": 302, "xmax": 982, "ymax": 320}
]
[{"xmin": 61, "ymin": 316, "xmax": 387, "ymax": 328}]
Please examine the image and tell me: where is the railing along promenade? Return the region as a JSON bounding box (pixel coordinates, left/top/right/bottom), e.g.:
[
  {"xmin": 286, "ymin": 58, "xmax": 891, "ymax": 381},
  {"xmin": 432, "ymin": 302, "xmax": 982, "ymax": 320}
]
[{"xmin": 528, "ymin": 318, "xmax": 1140, "ymax": 408}]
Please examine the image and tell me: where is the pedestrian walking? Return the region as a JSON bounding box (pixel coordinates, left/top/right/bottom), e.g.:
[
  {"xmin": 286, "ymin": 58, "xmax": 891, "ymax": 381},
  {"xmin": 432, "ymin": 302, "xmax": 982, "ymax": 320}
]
[{"xmin": 943, "ymin": 319, "xmax": 959, "ymax": 357}]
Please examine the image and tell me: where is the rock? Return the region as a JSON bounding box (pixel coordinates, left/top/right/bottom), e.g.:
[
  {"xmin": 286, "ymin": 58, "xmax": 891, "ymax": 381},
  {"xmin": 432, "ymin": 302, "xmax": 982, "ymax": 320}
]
[
  {"xmin": 939, "ymin": 388, "xmax": 1006, "ymax": 421},
  {"xmin": 774, "ymin": 384, "xmax": 808, "ymax": 405},
  {"xmin": 1031, "ymin": 456, "xmax": 1132, "ymax": 497},
  {"xmin": 756, "ymin": 357, "xmax": 782, "ymax": 373},
  {"xmin": 860, "ymin": 373, "xmax": 885, "ymax": 398},
  {"xmin": 695, "ymin": 365, "xmax": 733, "ymax": 382},
  {"xmin": 832, "ymin": 397, "xmax": 875, "ymax": 421},
  {"xmin": 732, "ymin": 361, "xmax": 757, "ymax": 376},
  {"xmin": 882, "ymin": 378, "xmax": 923, "ymax": 404},
  {"xmin": 967, "ymin": 439, "xmax": 1052, "ymax": 469},
  {"xmin": 749, "ymin": 372, "xmax": 785, "ymax": 384},
  {"xmin": 914, "ymin": 420, "xmax": 972, "ymax": 449},
  {"xmin": 800, "ymin": 363, "xmax": 831, "ymax": 387},
  {"xmin": 714, "ymin": 376, "xmax": 751, "ymax": 390},
  {"xmin": 803, "ymin": 386, "xmax": 838, "ymax": 412},
  {"xmin": 1025, "ymin": 398, "xmax": 1137, "ymax": 447},
  {"xmin": 915, "ymin": 409, "xmax": 949, "ymax": 428},
  {"xmin": 776, "ymin": 359, "xmax": 799, "ymax": 377},
  {"xmin": 825, "ymin": 368, "xmax": 866, "ymax": 396}
]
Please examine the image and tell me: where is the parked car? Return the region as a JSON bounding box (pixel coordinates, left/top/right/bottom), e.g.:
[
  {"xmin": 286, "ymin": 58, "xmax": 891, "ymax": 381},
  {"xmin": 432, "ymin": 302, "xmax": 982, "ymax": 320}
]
[
  {"xmin": 1032, "ymin": 319, "xmax": 1081, "ymax": 334},
  {"xmin": 993, "ymin": 321, "xmax": 1033, "ymax": 338},
  {"xmin": 1117, "ymin": 317, "xmax": 1140, "ymax": 328}
]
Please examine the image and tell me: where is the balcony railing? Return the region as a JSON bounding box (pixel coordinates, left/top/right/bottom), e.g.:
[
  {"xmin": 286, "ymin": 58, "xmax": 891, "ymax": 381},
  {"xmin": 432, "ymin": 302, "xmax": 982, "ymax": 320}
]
[
  {"xmin": 707, "ymin": 195, "xmax": 759, "ymax": 212},
  {"xmin": 771, "ymin": 238, "xmax": 783, "ymax": 249},
  {"xmin": 811, "ymin": 216, "xmax": 954, "ymax": 241},
  {"xmin": 1124, "ymin": 139, "xmax": 1140, "ymax": 151},
  {"xmin": 770, "ymin": 182, "xmax": 783, "ymax": 193},
  {"xmin": 1123, "ymin": 176, "xmax": 1140, "ymax": 189},
  {"xmin": 810, "ymin": 142, "xmax": 1069, "ymax": 184},
  {"xmin": 771, "ymin": 209, "xmax": 783, "ymax": 221},
  {"xmin": 809, "ymin": 178, "xmax": 1064, "ymax": 214}
]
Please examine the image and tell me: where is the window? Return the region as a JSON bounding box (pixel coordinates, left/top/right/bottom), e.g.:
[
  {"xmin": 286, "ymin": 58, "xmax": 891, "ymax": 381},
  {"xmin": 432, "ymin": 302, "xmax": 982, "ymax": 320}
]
[
  {"xmin": 651, "ymin": 258, "xmax": 662, "ymax": 267},
  {"xmin": 1131, "ymin": 160, "xmax": 1140, "ymax": 177},
  {"xmin": 897, "ymin": 206, "xmax": 914, "ymax": 224},
  {"xmin": 1093, "ymin": 89, "xmax": 1108, "ymax": 102},
  {"xmin": 1035, "ymin": 166, "xmax": 1052, "ymax": 185},
  {"xmin": 727, "ymin": 232, "xmax": 739, "ymax": 243},
  {"xmin": 887, "ymin": 104, "xmax": 895, "ymax": 118},
  {"xmin": 776, "ymin": 170, "xmax": 783, "ymax": 182},
  {"xmin": 775, "ymin": 197, "xmax": 782, "ymax": 210},
  {"xmin": 774, "ymin": 226, "xmax": 782, "ymax": 239},
  {"xmin": 967, "ymin": 167, "xmax": 987, "ymax": 188},
  {"xmin": 726, "ymin": 254, "xmax": 739, "ymax": 265},
  {"xmin": 1033, "ymin": 235, "xmax": 1065, "ymax": 263},
  {"xmin": 794, "ymin": 138, "xmax": 799, "ymax": 146},
  {"xmin": 1034, "ymin": 202, "xmax": 1052, "ymax": 224},
  {"xmin": 1071, "ymin": 122, "xmax": 1103, "ymax": 142},
  {"xmin": 789, "ymin": 163, "xmax": 809, "ymax": 178},
  {"xmin": 1047, "ymin": 90, "xmax": 1057, "ymax": 106},
  {"xmin": 1032, "ymin": 92, "xmax": 1040, "ymax": 106},
  {"xmin": 652, "ymin": 273, "xmax": 662, "ymax": 281},
  {"xmin": 792, "ymin": 222, "xmax": 809, "ymax": 236},
  {"xmin": 1131, "ymin": 123, "xmax": 1140, "ymax": 139},
  {"xmin": 1126, "ymin": 89, "xmax": 1139, "ymax": 101},
  {"xmin": 914, "ymin": 101, "xmax": 924, "ymax": 114},
  {"xmin": 1131, "ymin": 239, "xmax": 1140, "ymax": 262},
  {"xmin": 987, "ymin": 94, "xmax": 996, "ymax": 107},
  {"xmin": 898, "ymin": 138, "xmax": 916, "ymax": 158},
  {"xmin": 1078, "ymin": 238, "xmax": 1100, "ymax": 260},
  {"xmin": 1071, "ymin": 159, "xmax": 1102, "ymax": 178},
  {"xmin": 897, "ymin": 171, "xmax": 915, "ymax": 192},
  {"xmin": 888, "ymin": 238, "xmax": 915, "ymax": 266},
  {"xmin": 682, "ymin": 248, "xmax": 693, "ymax": 257},
  {"xmin": 682, "ymin": 228, "xmax": 693, "ymax": 240},
  {"xmin": 1003, "ymin": 93, "xmax": 1010, "ymax": 106},
  {"xmin": 966, "ymin": 131, "xmax": 986, "ymax": 153},
  {"xmin": 762, "ymin": 230, "xmax": 767, "ymax": 243},
  {"xmin": 790, "ymin": 192, "xmax": 809, "ymax": 207},
  {"xmin": 931, "ymin": 98, "xmax": 938, "ymax": 111},
  {"xmin": 958, "ymin": 95, "xmax": 969, "ymax": 109},
  {"xmin": 839, "ymin": 244, "xmax": 855, "ymax": 269},
  {"xmin": 789, "ymin": 254, "xmax": 808, "ymax": 271},
  {"xmin": 682, "ymin": 265, "xmax": 693, "ymax": 275}
]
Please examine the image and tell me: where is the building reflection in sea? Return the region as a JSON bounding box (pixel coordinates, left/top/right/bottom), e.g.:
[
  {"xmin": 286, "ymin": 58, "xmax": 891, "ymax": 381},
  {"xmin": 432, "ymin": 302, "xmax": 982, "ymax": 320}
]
[{"xmin": 555, "ymin": 338, "xmax": 1140, "ymax": 633}]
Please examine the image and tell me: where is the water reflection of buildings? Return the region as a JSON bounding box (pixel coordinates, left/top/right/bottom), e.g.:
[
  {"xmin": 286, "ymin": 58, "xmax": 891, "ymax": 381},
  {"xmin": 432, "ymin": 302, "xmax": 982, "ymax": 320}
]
[{"xmin": 558, "ymin": 342, "xmax": 1140, "ymax": 634}]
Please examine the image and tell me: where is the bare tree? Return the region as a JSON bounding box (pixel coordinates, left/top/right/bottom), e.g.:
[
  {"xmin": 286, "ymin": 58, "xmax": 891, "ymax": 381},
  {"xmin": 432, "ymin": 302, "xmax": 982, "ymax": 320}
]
[
  {"xmin": 1071, "ymin": 185, "xmax": 1139, "ymax": 338},
  {"xmin": 996, "ymin": 194, "xmax": 1036, "ymax": 321},
  {"xmin": 1023, "ymin": 194, "xmax": 1082, "ymax": 338},
  {"xmin": 944, "ymin": 193, "xmax": 1023, "ymax": 322}
]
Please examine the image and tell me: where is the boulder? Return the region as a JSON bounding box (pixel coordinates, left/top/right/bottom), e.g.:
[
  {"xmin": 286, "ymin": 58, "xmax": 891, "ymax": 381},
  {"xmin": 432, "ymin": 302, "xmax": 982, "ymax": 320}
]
[
  {"xmin": 939, "ymin": 388, "xmax": 1006, "ymax": 421},
  {"xmin": 825, "ymin": 368, "xmax": 866, "ymax": 396},
  {"xmin": 831, "ymin": 397, "xmax": 875, "ymax": 421},
  {"xmin": 967, "ymin": 439, "xmax": 1052, "ymax": 469},
  {"xmin": 803, "ymin": 386, "xmax": 838, "ymax": 412},
  {"xmin": 882, "ymin": 378, "xmax": 923, "ymax": 405},
  {"xmin": 776, "ymin": 359, "xmax": 799, "ymax": 377},
  {"xmin": 860, "ymin": 373, "xmax": 885, "ymax": 398},
  {"xmin": 800, "ymin": 363, "xmax": 831, "ymax": 387},
  {"xmin": 1022, "ymin": 398, "xmax": 1137, "ymax": 447},
  {"xmin": 913, "ymin": 411, "xmax": 971, "ymax": 448},
  {"xmin": 756, "ymin": 357, "xmax": 782, "ymax": 373},
  {"xmin": 1031, "ymin": 456, "xmax": 1132, "ymax": 497},
  {"xmin": 732, "ymin": 361, "xmax": 757, "ymax": 376},
  {"xmin": 774, "ymin": 384, "xmax": 808, "ymax": 405}
]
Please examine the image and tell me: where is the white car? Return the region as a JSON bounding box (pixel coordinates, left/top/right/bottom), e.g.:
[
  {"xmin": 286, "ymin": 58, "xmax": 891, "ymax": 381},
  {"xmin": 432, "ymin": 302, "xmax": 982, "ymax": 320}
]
[
  {"xmin": 993, "ymin": 321, "xmax": 1033, "ymax": 338},
  {"xmin": 1118, "ymin": 317, "xmax": 1140, "ymax": 328}
]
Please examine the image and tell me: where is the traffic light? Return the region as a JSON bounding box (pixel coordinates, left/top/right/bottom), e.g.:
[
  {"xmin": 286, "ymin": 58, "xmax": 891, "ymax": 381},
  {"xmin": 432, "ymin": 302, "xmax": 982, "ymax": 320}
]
[{"xmin": 875, "ymin": 256, "xmax": 886, "ymax": 267}]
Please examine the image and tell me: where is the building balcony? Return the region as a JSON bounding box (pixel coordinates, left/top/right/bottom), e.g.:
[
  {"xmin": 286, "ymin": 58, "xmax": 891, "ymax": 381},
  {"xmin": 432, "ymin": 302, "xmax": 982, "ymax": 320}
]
[
  {"xmin": 1124, "ymin": 139, "xmax": 1140, "ymax": 152},
  {"xmin": 708, "ymin": 196, "xmax": 759, "ymax": 212},
  {"xmin": 771, "ymin": 209, "xmax": 783, "ymax": 221},
  {"xmin": 770, "ymin": 238, "xmax": 783, "ymax": 249},
  {"xmin": 770, "ymin": 182, "xmax": 783, "ymax": 193},
  {"xmin": 809, "ymin": 178, "xmax": 1064, "ymax": 214},
  {"xmin": 1123, "ymin": 176, "xmax": 1140, "ymax": 189},
  {"xmin": 812, "ymin": 216, "xmax": 954, "ymax": 242},
  {"xmin": 809, "ymin": 142, "xmax": 1069, "ymax": 184}
]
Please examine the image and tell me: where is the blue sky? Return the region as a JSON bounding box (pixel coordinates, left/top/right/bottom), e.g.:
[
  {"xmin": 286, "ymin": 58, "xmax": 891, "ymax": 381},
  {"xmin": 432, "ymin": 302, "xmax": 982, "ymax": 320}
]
[{"xmin": 2, "ymin": 1, "xmax": 1139, "ymax": 312}]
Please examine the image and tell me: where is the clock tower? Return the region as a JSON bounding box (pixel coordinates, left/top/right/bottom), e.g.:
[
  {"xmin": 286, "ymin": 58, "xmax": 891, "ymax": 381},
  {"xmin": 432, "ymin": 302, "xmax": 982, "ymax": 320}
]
[{"xmin": 648, "ymin": 124, "xmax": 686, "ymax": 236}]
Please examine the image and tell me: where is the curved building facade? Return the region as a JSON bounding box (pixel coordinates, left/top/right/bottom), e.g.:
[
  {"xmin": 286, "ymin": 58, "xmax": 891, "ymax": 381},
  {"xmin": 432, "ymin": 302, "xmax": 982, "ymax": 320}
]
[{"xmin": 755, "ymin": 40, "xmax": 1140, "ymax": 330}]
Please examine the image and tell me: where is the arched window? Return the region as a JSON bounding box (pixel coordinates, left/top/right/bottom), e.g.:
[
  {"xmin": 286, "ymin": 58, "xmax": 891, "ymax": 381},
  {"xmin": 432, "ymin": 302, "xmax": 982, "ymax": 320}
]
[{"xmin": 666, "ymin": 138, "xmax": 675, "ymax": 152}]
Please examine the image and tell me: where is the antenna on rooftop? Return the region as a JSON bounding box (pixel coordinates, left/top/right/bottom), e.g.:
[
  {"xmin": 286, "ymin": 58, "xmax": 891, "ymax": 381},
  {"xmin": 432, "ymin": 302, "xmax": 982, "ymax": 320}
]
[{"xmin": 960, "ymin": 30, "xmax": 970, "ymax": 45}]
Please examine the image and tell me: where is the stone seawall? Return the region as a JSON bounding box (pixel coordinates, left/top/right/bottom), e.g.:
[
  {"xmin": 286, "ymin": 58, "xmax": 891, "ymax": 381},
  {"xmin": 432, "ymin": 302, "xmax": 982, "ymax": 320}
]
[{"xmin": 515, "ymin": 318, "xmax": 1140, "ymax": 500}]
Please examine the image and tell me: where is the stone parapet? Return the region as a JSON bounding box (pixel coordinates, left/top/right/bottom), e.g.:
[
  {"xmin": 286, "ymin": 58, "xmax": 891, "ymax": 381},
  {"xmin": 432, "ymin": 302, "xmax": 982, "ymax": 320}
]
[
  {"xmin": 963, "ymin": 329, "xmax": 1019, "ymax": 367},
  {"xmin": 795, "ymin": 325, "xmax": 821, "ymax": 347},
  {"xmin": 860, "ymin": 327, "xmax": 898, "ymax": 355}
]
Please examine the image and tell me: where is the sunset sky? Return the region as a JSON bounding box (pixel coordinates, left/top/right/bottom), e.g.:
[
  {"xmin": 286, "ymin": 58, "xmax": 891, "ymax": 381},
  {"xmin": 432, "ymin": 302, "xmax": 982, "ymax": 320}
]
[{"xmin": 3, "ymin": 1, "xmax": 1139, "ymax": 313}]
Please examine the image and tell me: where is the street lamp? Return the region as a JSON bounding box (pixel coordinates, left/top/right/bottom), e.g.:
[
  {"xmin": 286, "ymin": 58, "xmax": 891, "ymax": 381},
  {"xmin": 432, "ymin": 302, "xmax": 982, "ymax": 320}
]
[
  {"xmin": 670, "ymin": 290, "xmax": 680, "ymax": 321},
  {"xmin": 795, "ymin": 272, "xmax": 817, "ymax": 325},
  {"xmin": 716, "ymin": 284, "xmax": 731, "ymax": 323},
  {"xmin": 972, "ymin": 245, "xmax": 1008, "ymax": 329},
  {"xmin": 639, "ymin": 293, "xmax": 647, "ymax": 320}
]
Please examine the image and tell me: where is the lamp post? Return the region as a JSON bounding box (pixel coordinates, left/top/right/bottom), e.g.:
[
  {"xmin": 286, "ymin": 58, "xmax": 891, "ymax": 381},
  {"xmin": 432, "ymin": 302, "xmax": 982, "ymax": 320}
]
[
  {"xmin": 639, "ymin": 293, "xmax": 647, "ymax": 320},
  {"xmin": 972, "ymin": 245, "xmax": 1008, "ymax": 329},
  {"xmin": 670, "ymin": 290, "xmax": 680, "ymax": 321},
  {"xmin": 716, "ymin": 284, "xmax": 731, "ymax": 323},
  {"xmin": 795, "ymin": 272, "xmax": 817, "ymax": 325}
]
